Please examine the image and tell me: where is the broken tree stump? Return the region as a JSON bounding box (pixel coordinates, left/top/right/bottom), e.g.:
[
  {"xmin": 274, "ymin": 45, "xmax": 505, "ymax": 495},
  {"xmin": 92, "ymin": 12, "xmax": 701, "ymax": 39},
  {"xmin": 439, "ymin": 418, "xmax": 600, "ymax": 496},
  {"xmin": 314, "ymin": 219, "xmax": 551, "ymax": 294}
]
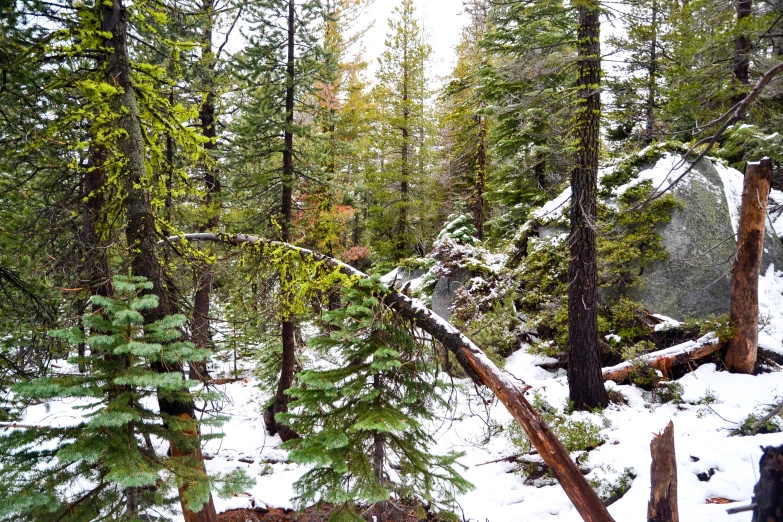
[
  {"xmin": 752, "ymin": 444, "xmax": 783, "ymax": 522},
  {"xmin": 725, "ymin": 158, "xmax": 773, "ymax": 374},
  {"xmin": 648, "ymin": 421, "xmax": 678, "ymax": 522}
]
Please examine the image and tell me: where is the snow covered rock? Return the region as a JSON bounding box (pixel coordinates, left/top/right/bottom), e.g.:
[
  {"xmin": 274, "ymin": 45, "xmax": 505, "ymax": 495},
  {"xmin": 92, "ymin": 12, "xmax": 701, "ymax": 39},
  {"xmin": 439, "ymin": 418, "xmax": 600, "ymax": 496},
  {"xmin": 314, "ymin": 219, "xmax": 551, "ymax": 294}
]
[{"xmin": 628, "ymin": 155, "xmax": 783, "ymax": 319}]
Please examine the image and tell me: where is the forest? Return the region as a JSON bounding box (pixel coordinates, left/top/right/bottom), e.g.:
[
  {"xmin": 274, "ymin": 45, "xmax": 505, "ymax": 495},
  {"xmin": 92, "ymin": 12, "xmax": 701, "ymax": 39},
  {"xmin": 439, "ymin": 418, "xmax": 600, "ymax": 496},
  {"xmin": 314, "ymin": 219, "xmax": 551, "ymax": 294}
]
[{"xmin": 3, "ymin": 0, "xmax": 783, "ymax": 520}]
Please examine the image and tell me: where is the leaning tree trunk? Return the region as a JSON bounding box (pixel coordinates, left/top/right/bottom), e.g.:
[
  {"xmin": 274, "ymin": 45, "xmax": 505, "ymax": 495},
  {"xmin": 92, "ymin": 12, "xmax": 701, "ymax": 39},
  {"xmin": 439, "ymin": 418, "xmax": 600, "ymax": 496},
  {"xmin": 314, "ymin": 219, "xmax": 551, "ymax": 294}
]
[
  {"xmin": 267, "ymin": 0, "xmax": 300, "ymax": 443},
  {"xmin": 725, "ymin": 158, "xmax": 772, "ymax": 374},
  {"xmin": 160, "ymin": 233, "xmax": 616, "ymax": 522},
  {"xmin": 568, "ymin": 0, "xmax": 609, "ymax": 410},
  {"xmin": 104, "ymin": 2, "xmax": 217, "ymax": 520}
]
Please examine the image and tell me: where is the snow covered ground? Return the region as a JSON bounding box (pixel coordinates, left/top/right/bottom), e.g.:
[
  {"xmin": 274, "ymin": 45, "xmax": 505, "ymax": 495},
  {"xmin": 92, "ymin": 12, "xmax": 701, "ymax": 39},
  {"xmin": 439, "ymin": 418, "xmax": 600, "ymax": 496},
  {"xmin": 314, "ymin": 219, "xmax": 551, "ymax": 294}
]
[{"xmin": 185, "ymin": 345, "xmax": 782, "ymax": 522}]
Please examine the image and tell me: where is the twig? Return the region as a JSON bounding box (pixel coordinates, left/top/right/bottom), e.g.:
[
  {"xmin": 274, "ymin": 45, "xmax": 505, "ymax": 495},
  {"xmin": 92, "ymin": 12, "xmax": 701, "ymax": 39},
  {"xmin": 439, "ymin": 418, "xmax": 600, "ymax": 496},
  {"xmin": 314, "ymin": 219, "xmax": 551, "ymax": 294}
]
[
  {"xmin": 475, "ymin": 450, "xmax": 539, "ymax": 467},
  {"xmin": 749, "ymin": 399, "xmax": 783, "ymax": 432},
  {"xmin": 726, "ymin": 503, "xmax": 757, "ymax": 515}
]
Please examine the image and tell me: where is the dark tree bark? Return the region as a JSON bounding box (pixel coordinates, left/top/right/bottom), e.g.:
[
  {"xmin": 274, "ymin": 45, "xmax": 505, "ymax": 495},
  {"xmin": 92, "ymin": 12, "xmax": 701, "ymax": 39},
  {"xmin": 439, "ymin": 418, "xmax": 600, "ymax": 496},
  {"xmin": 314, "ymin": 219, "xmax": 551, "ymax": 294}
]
[
  {"xmin": 648, "ymin": 421, "xmax": 679, "ymax": 522},
  {"xmin": 372, "ymin": 374, "xmax": 388, "ymax": 522},
  {"xmin": 473, "ymin": 111, "xmax": 487, "ymax": 240},
  {"xmin": 190, "ymin": 0, "xmax": 222, "ymax": 381},
  {"xmin": 644, "ymin": 0, "xmax": 658, "ymax": 145},
  {"xmin": 725, "ymin": 158, "xmax": 773, "ymax": 374},
  {"xmin": 733, "ymin": 0, "xmax": 753, "ymax": 106},
  {"xmin": 160, "ymin": 233, "xmax": 616, "ymax": 522},
  {"xmin": 752, "ymin": 444, "xmax": 783, "ymax": 521},
  {"xmin": 105, "ymin": 3, "xmax": 218, "ymax": 520},
  {"xmin": 266, "ymin": 0, "xmax": 300, "ymax": 442},
  {"xmin": 394, "ymin": 30, "xmax": 410, "ymax": 262},
  {"xmin": 568, "ymin": 0, "xmax": 609, "ymax": 411}
]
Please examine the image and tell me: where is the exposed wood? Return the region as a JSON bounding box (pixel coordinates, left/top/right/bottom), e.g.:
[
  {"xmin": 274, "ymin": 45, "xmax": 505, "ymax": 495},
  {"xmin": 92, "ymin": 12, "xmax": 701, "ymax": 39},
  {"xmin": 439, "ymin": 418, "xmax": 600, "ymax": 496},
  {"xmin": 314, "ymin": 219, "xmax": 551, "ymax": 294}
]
[
  {"xmin": 648, "ymin": 421, "xmax": 679, "ymax": 522},
  {"xmin": 751, "ymin": 444, "xmax": 783, "ymax": 521},
  {"xmin": 602, "ymin": 336, "xmax": 721, "ymax": 383},
  {"xmin": 159, "ymin": 233, "xmax": 616, "ymax": 522},
  {"xmin": 725, "ymin": 159, "xmax": 773, "ymax": 374}
]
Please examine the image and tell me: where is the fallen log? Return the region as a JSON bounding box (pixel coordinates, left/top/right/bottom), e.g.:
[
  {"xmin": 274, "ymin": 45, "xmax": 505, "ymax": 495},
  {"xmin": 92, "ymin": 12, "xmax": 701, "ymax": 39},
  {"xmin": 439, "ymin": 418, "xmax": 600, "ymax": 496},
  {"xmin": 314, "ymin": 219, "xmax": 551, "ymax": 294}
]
[
  {"xmin": 602, "ymin": 335, "xmax": 721, "ymax": 383},
  {"xmin": 160, "ymin": 233, "xmax": 615, "ymax": 522},
  {"xmin": 648, "ymin": 421, "xmax": 679, "ymax": 522}
]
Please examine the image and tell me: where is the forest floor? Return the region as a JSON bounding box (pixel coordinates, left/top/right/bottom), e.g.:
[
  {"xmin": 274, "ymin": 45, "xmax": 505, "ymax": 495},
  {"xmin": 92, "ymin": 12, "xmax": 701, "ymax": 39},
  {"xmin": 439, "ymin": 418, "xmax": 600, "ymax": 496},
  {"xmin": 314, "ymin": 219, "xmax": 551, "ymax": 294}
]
[
  {"xmin": 198, "ymin": 346, "xmax": 783, "ymax": 522},
  {"xmin": 18, "ymin": 280, "xmax": 783, "ymax": 522}
]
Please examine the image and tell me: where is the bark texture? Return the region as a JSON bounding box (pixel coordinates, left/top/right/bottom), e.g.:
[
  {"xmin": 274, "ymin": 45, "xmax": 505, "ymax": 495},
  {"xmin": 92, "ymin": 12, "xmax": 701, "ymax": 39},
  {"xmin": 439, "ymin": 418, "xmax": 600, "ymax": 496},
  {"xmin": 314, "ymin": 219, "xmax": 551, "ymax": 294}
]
[
  {"xmin": 106, "ymin": 3, "xmax": 217, "ymax": 520},
  {"xmin": 725, "ymin": 158, "xmax": 773, "ymax": 374},
  {"xmin": 752, "ymin": 444, "xmax": 783, "ymax": 522},
  {"xmin": 190, "ymin": 0, "xmax": 222, "ymax": 381},
  {"xmin": 267, "ymin": 0, "xmax": 300, "ymax": 442},
  {"xmin": 568, "ymin": 0, "xmax": 609, "ymax": 410},
  {"xmin": 160, "ymin": 233, "xmax": 616, "ymax": 522},
  {"xmin": 733, "ymin": 0, "xmax": 753, "ymax": 106},
  {"xmin": 648, "ymin": 421, "xmax": 679, "ymax": 522}
]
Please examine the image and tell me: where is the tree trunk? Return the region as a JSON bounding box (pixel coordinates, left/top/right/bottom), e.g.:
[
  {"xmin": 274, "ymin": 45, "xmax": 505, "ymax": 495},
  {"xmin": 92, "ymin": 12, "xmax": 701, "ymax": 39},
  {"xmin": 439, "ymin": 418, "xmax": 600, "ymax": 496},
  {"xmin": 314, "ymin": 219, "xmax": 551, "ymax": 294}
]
[
  {"xmin": 190, "ymin": 0, "xmax": 221, "ymax": 381},
  {"xmin": 395, "ymin": 33, "xmax": 410, "ymax": 262},
  {"xmin": 568, "ymin": 0, "xmax": 609, "ymax": 411},
  {"xmin": 644, "ymin": 0, "xmax": 658, "ymax": 145},
  {"xmin": 648, "ymin": 421, "xmax": 679, "ymax": 522},
  {"xmin": 372, "ymin": 374, "xmax": 388, "ymax": 522},
  {"xmin": 161, "ymin": 233, "xmax": 615, "ymax": 522},
  {"xmin": 474, "ymin": 111, "xmax": 487, "ymax": 240},
  {"xmin": 725, "ymin": 158, "xmax": 772, "ymax": 374},
  {"xmin": 267, "ymin": 0, "xmax": 300, "ymax": 442},
  {"xmin": 751, "ymin": 444, "xmax": 783, "ymax": 521},
  {"xmin": 733, "ymin": 0, "xmax": 753, "ymax": 106},
  {"xmin": 104, "ymin": 3, "xmax": 217, "ymax": 520}
]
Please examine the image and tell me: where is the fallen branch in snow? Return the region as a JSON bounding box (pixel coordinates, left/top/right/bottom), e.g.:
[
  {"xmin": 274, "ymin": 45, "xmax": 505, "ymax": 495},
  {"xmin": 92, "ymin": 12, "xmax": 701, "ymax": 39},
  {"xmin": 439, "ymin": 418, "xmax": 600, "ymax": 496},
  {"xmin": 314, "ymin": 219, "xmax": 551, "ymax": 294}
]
[
  {"xmin": 475, "ymin": 450, "xmax": 539, "ymax": 467},
  {"xmin": 602, "ymin": 335, "xmax": 722, "ymax": 383},
  {"xmin": 748, "ymin": 399, "xmax": 783, "ymax": 433},
  {"xmin": 159, "ymin": 233, "xmax": 616, "ymax": 522}
]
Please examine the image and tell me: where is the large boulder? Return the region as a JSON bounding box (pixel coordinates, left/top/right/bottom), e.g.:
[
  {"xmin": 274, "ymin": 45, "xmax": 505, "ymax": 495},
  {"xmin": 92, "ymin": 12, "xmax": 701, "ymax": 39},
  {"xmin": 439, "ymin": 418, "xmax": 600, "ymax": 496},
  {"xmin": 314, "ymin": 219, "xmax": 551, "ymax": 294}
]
[
  {"xmin": 431, "ymin": 268, "xmax": 471, "ymax": 321},
  {"xmin": 627, "ymin": 154, "xmax": 783, "ymax": 319}
]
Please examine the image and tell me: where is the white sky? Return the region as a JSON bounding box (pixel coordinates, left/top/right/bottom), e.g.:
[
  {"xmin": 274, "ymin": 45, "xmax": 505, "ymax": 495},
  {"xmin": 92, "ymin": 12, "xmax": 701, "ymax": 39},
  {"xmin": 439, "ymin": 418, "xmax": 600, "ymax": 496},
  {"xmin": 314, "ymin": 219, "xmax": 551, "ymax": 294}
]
[{"xmin": 356, "ymin": 0, "xmax": 466, "ymax": 86}]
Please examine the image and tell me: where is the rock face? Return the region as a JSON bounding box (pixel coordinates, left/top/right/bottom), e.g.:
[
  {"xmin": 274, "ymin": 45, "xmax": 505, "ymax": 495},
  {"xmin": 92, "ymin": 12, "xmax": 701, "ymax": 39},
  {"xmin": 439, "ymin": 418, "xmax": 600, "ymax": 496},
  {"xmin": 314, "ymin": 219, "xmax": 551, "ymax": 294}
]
[
  {"xmin": 629, "ymin": 157, "xmax": 783, "ymax": 320},
  {"xmin": 431, "ymin": 268, "xmax": 471, "ymax": 321}
]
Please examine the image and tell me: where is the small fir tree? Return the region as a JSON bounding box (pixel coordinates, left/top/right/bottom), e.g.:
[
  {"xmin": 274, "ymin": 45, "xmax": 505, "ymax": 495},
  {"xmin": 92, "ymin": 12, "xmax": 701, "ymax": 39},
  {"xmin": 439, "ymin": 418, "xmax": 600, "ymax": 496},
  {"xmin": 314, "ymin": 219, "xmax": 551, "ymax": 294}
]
[
  {"xmin": 279, "ymin": 278, "xmax": 472, "ymax": 521},
  {"xmin": 0, "ymin": 275, "xmax": 251, "ymax": 521}
]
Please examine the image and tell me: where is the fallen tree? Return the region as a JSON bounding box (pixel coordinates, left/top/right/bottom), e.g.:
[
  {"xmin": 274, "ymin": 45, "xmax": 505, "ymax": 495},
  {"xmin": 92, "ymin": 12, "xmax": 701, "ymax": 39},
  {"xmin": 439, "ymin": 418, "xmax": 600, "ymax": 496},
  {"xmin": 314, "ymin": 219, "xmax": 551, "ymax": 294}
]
[
  {"xmin": 159, "ymin": 233, "xmax": 616, "ymax": 522},
  {"xmin": 602, "ymin": 335, "xmax": 721, "ymax": 383}
]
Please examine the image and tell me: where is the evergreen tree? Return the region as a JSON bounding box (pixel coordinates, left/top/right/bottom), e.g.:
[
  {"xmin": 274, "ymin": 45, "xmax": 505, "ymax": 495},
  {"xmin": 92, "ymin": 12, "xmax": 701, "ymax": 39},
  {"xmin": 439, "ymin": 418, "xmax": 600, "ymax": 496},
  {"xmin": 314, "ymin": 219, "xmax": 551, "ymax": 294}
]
[
  {"xmin": 0, "ymin": 275, "xmax": 250, "ymax": 521},
  {"xmin": 367, "ymin": 0, "xmax": 437, "ymax": 265},
  {"xmin": 606, "ymin": 0, "xmax": 673, "ymax": 144},
  {"xmin": 280, "ymin": 279, "xmax": 472, "ymax": 522},
  {"xmin": 231, "ymin": 0, "xmax": 330, "ymax": 441},
  {"xmin": 441, "ymin": 0, "xmax": 491, "ymax": 240},
  {"xmin": 479, "ymin": 0, "xmax": 577, "ymax": 240}
]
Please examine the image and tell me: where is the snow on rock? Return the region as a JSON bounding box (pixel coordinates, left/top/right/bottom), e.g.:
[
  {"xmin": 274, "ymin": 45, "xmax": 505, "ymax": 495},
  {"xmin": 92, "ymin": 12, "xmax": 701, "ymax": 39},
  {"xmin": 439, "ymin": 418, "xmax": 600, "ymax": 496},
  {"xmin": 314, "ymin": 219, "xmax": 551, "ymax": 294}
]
[{"xmin": 532, "ymin": 187, "xmax": 571, "ymax": 222}]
